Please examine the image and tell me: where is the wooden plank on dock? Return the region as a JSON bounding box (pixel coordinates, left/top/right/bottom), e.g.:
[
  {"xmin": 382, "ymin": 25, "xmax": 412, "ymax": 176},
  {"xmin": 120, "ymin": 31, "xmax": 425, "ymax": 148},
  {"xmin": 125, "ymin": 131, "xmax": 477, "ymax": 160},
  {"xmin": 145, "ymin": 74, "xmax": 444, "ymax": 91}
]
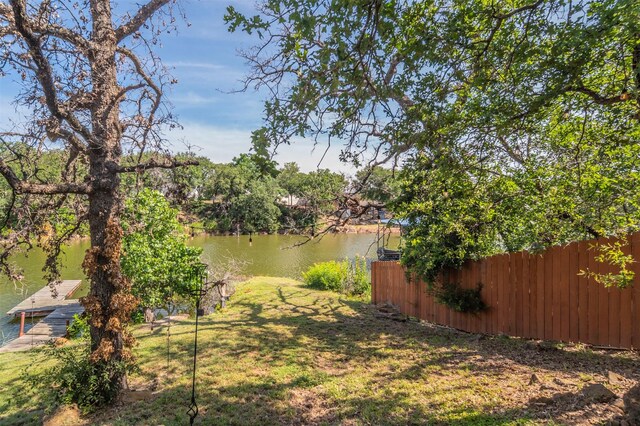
[
  {"xmin": 7, "ymin": 280, "xmax": 82, "ymax": 317},
  {"xmin": 0, "ymin": 302, "xmax": 84, "ymax": 353}
]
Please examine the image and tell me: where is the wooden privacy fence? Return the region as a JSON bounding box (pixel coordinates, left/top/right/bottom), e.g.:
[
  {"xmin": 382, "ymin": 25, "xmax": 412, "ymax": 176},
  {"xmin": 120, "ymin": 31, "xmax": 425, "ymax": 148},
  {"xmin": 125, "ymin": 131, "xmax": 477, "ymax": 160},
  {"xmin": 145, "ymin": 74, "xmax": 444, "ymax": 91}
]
[{"xmin": 371, "ymin": 233, "xmax": 640, "ymax": 350}]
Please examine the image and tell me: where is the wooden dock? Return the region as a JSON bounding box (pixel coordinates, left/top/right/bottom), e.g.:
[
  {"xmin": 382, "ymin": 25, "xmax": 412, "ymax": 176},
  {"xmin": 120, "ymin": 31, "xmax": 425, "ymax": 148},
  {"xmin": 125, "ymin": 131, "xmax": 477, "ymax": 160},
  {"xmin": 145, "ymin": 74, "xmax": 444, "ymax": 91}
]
[
  {"xmin": 0, "ymin": 302, "xmax": 84, "ymax": 353},
  {"xmin": 7, "ymin": 280, "xmax": 82, "ymax": 317},
  {"xmin": 0, "ymin": 280, "xmax": 84, "ymax": 353}
]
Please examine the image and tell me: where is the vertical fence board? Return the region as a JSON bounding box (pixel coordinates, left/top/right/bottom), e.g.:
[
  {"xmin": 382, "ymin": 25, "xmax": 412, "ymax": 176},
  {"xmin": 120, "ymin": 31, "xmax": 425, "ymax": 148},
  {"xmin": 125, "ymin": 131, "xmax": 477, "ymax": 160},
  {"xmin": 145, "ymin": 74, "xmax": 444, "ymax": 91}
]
[
  {"xmin": 569, "ymin": 242, "xmax": 579, "ymax": 343},
  {"xmin": 528, "ymin": 253, "xmax": 537, "ymax": 339},
  {"xmin": 465, "ymin": 263, "xmax": 472, "ymax": 332},
  {"xmin": 536, "ymin": 255, "xmax": 545, "ymax": 340},
  {"xmin": 413, "ymin": 275, "xmax": 420, "ymax": 319},
  {"xmin": 435, "ymin": 272, "xmax": 444, "ymax": 326},
  {"xmin": 577, "ymin": 241, "xmax": 590, "ymax": 343},
  {"xmin": 494, "ymin": 256, "xmax": 501, "ymax": 334},
  {"xmin": 485, "ymin": 258, "xmax": 496, "ymax": 334},
  {"xmin": 404, "ymin": 268, "xmax": 410, "ymax": 316},
  {"xmin": 497, "ymin": 254, "xmax": 506, "ymax": 334},
  {"xmin": 619, "ymin": 271, "xmax": 633, "ymax": 350},
  {"xmin": 596, "ymin": 238, "xmax": 610, "ymax": 346},
  {"xmin": 398, "ymin": 265, "xmax": 403, "ymax": 311},
  {"xmin": 457, "ymin": 265, "xmax": 465, "ymax": 331},
  {"xmin": 469, "ymin": 262, "xmax": 478, "ymax": 333},
  {"xmin": 371, "ymin": 262, "xmax": 376, "ymax": 304},
  {"xmin": 479, "ymin": 259, "xmax": 487, "ymax": 334},
  {"xmin": 544, "ymin": 249, "xmax": 554, "ymax": 340},
  {"xmin": 587, "ymin": 244, "xmax": 599, "ymax": 345},
  {"xmin": 609, "ymin": 278, "xmax": 622, "ymax": 348},
  {"xmin": 504, "ymin": 254, "xmax": 512, "ymax": 335},
  {"xmin": 598, "ymin": 237, "xmax": 619, "ymax": 347},
  {"xmin": 428, "ymin": 274, "xmax": 436, "ymax": 323},
  {"xmin": 487, "ymin": 258, "xmax": 498, "ymax": 334},
  {"xmin": 451, "ymin": 268, "xmax": 460, "ymax": 330},
  {"xmin": 375, "ymin": 262, "xmax": 381, "ymax": 304},
  {"xmin": 559, "ymin": 245, "xmax": 571, "ymax": 342},
  {"xmin": 632, "ymin": 233, "xmax": 640, "ymax": 349},
  {"xmin": 522, "ymin": 253, "xmax": 531, "ymax": 338},
  {"xmin": 496, "ymin": 255, "xmax": 504, "ymax": 334},
  {"xmin": 618, "ymin": 239, "xmax": 632, "ymax": 348},
  {"xmin": 551, "ymin": 246, "xmax": 563, "ymax": 341},
  {"xmin": 513, "ymin": 253, "xmax": 522, "ymax": 337},
  {"xmin": 504, "ymin": 254, "xmax": 511, "ymax": 334},
  {"xmin": 507, "ymin": 254, "xmax": 514, "ymax": 335}
]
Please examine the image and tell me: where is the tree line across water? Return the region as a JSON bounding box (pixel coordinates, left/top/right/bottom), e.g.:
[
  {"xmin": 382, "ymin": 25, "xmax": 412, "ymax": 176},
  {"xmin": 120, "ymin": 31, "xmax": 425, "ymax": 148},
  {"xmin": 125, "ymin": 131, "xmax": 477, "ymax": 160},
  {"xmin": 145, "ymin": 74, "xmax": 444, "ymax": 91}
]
[{"xmin": 0, "ymin": 145, "xmax": 399, "ymax": 240}]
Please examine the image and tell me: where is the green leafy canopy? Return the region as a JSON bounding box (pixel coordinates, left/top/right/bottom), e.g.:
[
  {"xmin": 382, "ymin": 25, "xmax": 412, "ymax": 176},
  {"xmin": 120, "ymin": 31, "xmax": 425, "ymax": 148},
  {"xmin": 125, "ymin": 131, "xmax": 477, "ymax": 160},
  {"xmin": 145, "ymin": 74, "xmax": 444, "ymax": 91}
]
[{"xmin": 121, "ymin": 189, "xmax": 203, "ymax": 309}]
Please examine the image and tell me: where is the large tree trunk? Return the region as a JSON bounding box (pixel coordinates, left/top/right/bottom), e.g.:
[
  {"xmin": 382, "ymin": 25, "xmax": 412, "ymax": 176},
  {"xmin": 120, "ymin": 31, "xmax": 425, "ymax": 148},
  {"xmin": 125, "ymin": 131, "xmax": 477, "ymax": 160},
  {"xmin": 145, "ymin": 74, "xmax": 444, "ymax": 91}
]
[{"xmin": 79, "ymin": 0, "xmax": 137, "ymax": 389}]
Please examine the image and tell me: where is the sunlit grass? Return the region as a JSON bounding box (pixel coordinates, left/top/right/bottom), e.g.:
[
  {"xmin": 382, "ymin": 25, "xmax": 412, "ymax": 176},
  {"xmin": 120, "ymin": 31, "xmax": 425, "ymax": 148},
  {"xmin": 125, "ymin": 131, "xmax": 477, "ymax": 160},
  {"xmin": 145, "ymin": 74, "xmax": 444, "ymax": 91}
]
[{"xmin": 1, "ymin": 277, "xmax": 637, "ymax": 425}]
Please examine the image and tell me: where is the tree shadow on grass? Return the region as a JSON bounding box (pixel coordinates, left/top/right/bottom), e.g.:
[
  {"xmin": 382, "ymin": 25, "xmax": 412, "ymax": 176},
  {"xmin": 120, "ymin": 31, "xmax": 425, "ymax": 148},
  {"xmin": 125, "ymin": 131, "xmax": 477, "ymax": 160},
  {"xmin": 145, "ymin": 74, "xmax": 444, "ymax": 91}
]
[
  {"xmin": 68, "ymin": 377, "xmax": 529, "ymax": 425},
  {"xmin": 132, "ymin": 283, "xmax": 638, "ymax": 425},
  {"xmin": 4, "ymin": 281, "xmax": 638, "ymax": 425}
]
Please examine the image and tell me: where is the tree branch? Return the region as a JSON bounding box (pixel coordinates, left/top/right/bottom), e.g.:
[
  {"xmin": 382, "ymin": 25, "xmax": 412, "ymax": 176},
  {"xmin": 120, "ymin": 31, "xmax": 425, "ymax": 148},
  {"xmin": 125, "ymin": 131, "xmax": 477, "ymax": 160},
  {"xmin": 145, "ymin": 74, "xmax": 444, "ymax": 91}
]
[
  {"xmin": 567, "ymin": 85, "xmax": 631, "ymax": 105},
  {"xmin": 8, "ymin": 0, "xmax": 91, "ymax": 150},
  {"xmin": 115, "ymin": 0, "xmax": 172, "ymax": 42},
  {"xmin": 495, "ymin": 0, "xmax": 544, "ymax": 20},
  {"xmin": 116, "ymin": 158, "xmax": 199, "ymax": 173},
  {"xmin": 0, "ymin": 157, "xmax": 91, "ymax": 194}
]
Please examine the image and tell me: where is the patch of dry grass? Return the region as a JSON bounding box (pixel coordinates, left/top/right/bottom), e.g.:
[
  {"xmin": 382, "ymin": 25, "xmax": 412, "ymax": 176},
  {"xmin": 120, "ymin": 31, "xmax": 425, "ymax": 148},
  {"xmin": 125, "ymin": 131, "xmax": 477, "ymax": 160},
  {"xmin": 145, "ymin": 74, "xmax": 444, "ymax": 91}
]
[{"xmin": 0, "ymin": 277, "xmax": 638, "ymax": 425}]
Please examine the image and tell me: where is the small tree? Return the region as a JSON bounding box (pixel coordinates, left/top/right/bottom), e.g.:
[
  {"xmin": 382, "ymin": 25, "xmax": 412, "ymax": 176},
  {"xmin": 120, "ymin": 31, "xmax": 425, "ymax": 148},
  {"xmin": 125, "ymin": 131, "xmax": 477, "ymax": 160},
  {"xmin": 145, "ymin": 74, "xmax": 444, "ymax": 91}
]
[{"xmin": 121, "ymin": 189, "xmax": 203, "ymax": 319}]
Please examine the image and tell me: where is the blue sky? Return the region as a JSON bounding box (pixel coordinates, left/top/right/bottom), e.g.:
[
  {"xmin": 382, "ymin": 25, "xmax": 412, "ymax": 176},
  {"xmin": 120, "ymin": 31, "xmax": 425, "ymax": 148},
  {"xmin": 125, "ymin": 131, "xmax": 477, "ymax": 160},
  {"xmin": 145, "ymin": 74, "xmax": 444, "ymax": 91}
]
[{"xmin": 0, "ymin": 0, "xmax": 352, "ymax": 174}]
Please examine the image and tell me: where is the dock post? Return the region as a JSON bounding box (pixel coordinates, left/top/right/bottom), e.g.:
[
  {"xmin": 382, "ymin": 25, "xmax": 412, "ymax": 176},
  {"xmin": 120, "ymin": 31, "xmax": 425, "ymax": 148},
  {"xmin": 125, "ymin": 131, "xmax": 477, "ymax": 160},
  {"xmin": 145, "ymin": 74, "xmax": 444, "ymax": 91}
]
[{"xmin": 19, "ymin": 312, "xmax": 26, "ymax": 337}]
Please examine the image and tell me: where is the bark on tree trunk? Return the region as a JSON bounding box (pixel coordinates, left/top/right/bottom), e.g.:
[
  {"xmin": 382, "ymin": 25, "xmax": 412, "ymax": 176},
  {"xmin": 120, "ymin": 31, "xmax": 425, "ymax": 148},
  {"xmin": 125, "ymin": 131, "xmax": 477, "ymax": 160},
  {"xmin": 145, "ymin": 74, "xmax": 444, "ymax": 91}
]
[
  {"xmin": 82, "ymin": 165, "xmax": 137, "ymax": 387},
  {"xmin": 79, "ymin": 0, "xmax": 137, "ymax": 391}
]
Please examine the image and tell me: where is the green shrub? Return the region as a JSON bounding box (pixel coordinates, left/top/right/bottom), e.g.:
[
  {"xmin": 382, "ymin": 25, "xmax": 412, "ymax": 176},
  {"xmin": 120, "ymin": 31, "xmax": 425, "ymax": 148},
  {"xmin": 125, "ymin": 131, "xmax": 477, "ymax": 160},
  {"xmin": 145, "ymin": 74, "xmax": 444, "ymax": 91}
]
[
  {"xmin": 302, "ymin": 261, "xmax": 348, "ymax": 292},
  {"xmin": 203, "ymin": 219, "xmax": 218, "ymax": 233},
  {"xmin": 66, "ymin": 313, "xmax": 89, "ymax": 339},
  {"xmin": 130, "ymin": 309, "xmax": 145, "ymax": 324},
  {"xmin": 303, "ymin": 257, "xmax": 371, "ymax": 296},
  {"xmin": 435, "ymin": 282, "xmax": 486, "ymax": 313},
  {"xmin": 27, "ymin": 344, "xmax": 137, "ymax": 412}
]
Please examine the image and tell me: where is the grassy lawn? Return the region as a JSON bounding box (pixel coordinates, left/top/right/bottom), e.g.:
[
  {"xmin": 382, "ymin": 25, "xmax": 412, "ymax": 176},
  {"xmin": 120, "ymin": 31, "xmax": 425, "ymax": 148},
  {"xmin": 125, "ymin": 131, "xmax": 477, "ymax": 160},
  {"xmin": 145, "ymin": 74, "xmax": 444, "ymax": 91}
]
[{"xmin": 0, "ymin": 277, "xmax": 638, "ymax": 425}]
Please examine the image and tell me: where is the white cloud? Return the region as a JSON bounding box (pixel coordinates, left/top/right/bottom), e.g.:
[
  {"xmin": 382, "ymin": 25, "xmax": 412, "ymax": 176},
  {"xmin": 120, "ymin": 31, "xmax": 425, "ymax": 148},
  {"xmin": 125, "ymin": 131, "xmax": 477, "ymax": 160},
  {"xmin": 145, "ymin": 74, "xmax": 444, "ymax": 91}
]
[
  {"xmin": 171, "ymin": 91, "xmax": 220, "ymax": 106},
  {"xmin": 165, "ymin": 120, "xmax": 356, "ymax": 174},
  {"xmin": 166, "ymin": 121, "xmax": 253, "ymax": 161},
  {"xmin": 164, "ymin": 61, "xmax": 226, "ymax": 71}
]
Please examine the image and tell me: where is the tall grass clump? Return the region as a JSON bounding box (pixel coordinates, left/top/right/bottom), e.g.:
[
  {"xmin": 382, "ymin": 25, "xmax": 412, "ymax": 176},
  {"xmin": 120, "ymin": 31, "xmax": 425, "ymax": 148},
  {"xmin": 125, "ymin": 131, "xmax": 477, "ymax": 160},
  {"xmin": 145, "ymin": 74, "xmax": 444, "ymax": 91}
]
[{"xmin": 344, "ymin": 256, "xmax": 370, "ymax": 296}]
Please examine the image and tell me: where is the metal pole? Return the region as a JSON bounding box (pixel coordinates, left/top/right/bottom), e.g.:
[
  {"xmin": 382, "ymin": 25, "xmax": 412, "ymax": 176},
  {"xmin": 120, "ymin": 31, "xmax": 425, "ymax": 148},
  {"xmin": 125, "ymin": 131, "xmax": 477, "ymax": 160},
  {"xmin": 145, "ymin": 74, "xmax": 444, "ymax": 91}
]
[
  {"xmin": 187, "ymin": 295, "xmax": 201, "ymax": 425},
  {"xmin": 30, "ymin": 296, "xmax": 35, "ymax": 346},
  {"xmin": 167, "ymin": 301, "xmax": 171, "ymax": 370},
  {"xmin": 187, "ymin": 265, "xmax": 207, "ymax": 425}
]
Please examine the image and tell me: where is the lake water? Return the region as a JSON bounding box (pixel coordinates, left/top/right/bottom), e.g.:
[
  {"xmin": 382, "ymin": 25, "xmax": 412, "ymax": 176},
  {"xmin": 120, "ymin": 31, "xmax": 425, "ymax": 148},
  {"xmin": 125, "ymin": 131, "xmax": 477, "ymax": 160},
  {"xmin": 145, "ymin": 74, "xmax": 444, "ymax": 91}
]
[{"xmin": 0, "ymin": 233, "xmax": 399, "ymax": 344}]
